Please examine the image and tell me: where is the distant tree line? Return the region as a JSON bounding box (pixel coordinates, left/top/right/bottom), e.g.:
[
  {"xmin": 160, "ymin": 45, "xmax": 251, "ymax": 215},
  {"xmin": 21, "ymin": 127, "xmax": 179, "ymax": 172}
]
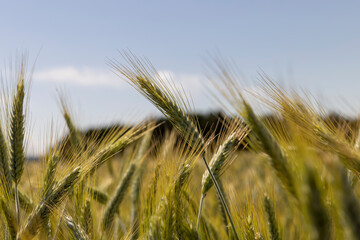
[{"xmin": 51, "ymin": 112, "xmax": 358, "ymax": 160}]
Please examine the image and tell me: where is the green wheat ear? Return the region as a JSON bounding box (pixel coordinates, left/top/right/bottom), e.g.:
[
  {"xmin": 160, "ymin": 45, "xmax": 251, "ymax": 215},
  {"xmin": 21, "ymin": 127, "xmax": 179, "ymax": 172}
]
[
  {"xmin": 305, "ymin": 167, "xmax": 331, "ymax": 240},
  {"xmin": 242, "ymin": 99, "xmax": 297, "ymax": 200},
  {"xmin": 88, "ymin": 187, "xmax": 109, "ymax": 204},
  {"xmin": 41, "ymin": 153, "xmax": 60, "ymax": 197},
  {"xmin": 130, "ymin": 171, "xmax": 141, "ymax": 240},
  {"xmin": 10, "ymin": 78, "xmax": 25, "ymax": 185},
  {"xmin": 0, "ymin": 124, "xmax": 11, "ymax": 196},
  {"xmin": 264, "ymin": 195, "xmax": 281, "ymax": 240},
  {"xmin": 102, "ymin": 163, "xmax": 136, "ymax": 232}
]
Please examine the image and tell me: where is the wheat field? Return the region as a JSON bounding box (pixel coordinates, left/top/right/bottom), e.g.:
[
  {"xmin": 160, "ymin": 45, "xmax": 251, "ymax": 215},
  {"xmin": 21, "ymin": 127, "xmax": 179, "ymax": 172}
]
[{"xmin": 0, "ymin": 54, "xmax": 360, "ymax": 240}]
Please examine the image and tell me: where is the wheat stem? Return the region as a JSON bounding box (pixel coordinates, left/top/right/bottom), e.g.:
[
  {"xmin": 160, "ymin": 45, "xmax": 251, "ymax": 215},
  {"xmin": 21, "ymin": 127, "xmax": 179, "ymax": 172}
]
[
  {"xmin": 202, "ymin": 155, "xmax": 239, "ymax": 240},
  {"xmin": 196, "ymin": 194, "xmax": 205, "ymax": 230}
]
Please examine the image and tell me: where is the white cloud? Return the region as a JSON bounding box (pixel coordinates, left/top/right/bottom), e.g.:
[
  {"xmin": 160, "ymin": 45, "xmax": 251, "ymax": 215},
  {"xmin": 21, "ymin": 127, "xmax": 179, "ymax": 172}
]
[
  {"xmin": 33, "ymin": 67, "xmax": 204, "ymax": 93},
  {"xmin": 34, "ymin": 67, "xmax": 124, "ymax": 87},
  {"xmin": 158, "ymin": 70, "xmax": 203, "ymax": 94}
]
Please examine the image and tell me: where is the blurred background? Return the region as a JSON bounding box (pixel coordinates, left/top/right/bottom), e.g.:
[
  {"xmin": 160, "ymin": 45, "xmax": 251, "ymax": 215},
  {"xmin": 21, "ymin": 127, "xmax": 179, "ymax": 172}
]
[{"xmin": 1, "ymin": 0, "xmax": 360, "ymax": 155}]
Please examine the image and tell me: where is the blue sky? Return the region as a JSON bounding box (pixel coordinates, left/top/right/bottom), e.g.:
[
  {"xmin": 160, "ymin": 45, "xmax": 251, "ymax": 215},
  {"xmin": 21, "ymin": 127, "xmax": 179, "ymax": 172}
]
[{"xmin": 1, "ymin": 0, "xmax": 360, "ymax": 154}]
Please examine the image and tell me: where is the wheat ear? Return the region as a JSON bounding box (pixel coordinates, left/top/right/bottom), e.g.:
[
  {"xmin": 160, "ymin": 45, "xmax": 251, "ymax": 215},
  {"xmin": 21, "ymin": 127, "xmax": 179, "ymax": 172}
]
[
  {"xmin": 19, "ymin": 167, "xmax": 80, "ymax": 239},
  {"xmin": 88, "ymin": 125, "xmax": 145, "ymax": 174},
  {"xmin": 340, "ymin": 169, "xmax": 360, "ymax": 238},
  {"xmin": 41, "ymin": 153, "xmax": 60, "ymax": 197},
  {"xmin": 306, "ymin": 167, "xmax": 331, "ymax": 240},
  {"xmin": 61, "ymin": 101, "xmax": 82, "ymax": 150},
  {"xmin": 129, "ymin": 129, "xmax": 152, "ymax": 239},
  {"xmin": 51, "ymin": 203, "xmax": 66, "ymax": 240},
  {"xmin": 88, "ymin": 187, "xmax": 108, "ymax": 205},
  {"xmin": 18, "ymin": 189, "xmax": 34, "ymax": 213},
  {"xmin": 64, "ymin": 215, "xmax": 89, "ymax": 240},
  {"xmin": 0, "ymin": 199, "xmax": 17, "ymax": 240},
  {"xmin": 82, "ymin": 200, "xmax": 93, "ymax": 237},
  {"xmin": 264, "ymin": 195, "xmax": 281, "ymax": 240},
  {"xmin": 102, "ymin": 163, "xmax": 136, "ymax": 232},
  {"xmin": 197, "ymin": 132, "xmax": 238, "ymax": 230},
  {"xmin": 0, "ymin": 125, "xmax": 11, "ymax": 196},
  {"xmin": 9, "ymin": 78, "xmax": 25, "ymax": 227},
  {"xmin": 130, "ymin": 172, "xmax": 141, "ymax": 240},
  {"xmin": 242, "ymin": 100, "xmax": 297, "ymax": 199},
  {"xmin": 111, "ymin": 53, "xmax": 239, "ymax": 239}
]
